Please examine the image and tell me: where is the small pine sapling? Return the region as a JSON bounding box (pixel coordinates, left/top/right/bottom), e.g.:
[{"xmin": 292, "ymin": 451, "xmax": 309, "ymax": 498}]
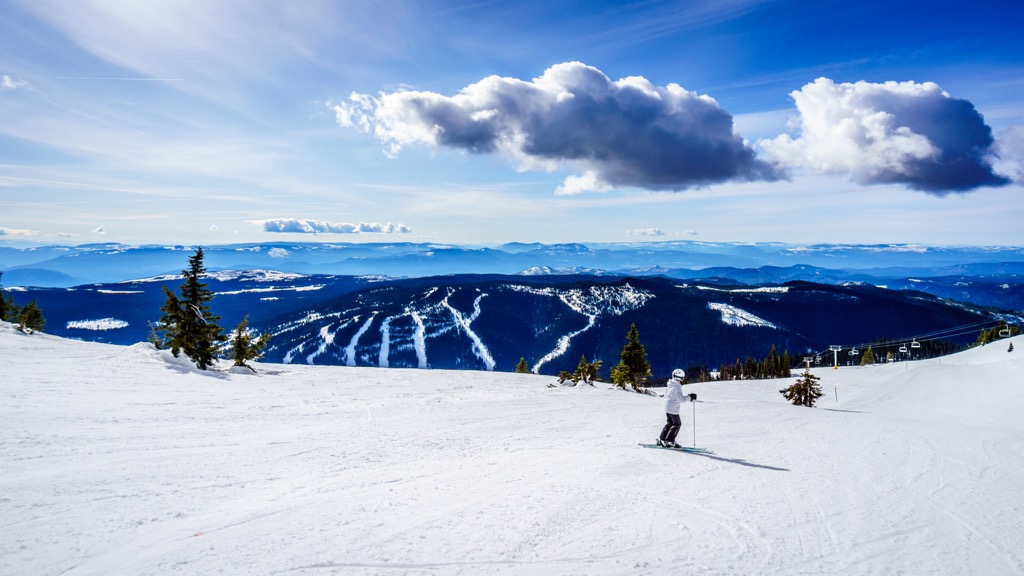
[
  {"xmin": 573, "ymin": 354, "xmax": 602, "ymax": 385},
  {"xmin": 514, "ymin": 357, "xmax": 529, "ymax": 373},
  {"xmin": 780, "ymin": 368, "xmax": 824, "ymax": 407},
  {"xmin": 230, "ymin": 315, "xmax": 271, "ymax": 372}
]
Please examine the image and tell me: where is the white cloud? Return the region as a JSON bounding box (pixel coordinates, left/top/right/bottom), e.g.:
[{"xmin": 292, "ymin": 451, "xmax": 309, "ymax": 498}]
[
  {"xmin": 0, "ymin": 227, "xmax": 39, "ymax": 236},
  {"xmin": 993, "ymin": 124, "xmax": 1024, "ymax": 184},
  {"xmin": 209, "ymin": 224, "xmax": 219, "ymax": 232},
  {"xmin": 1, "ymin": 75, "xmax": 28, "ymax": 91},
  {"xmin": 336, "ymin": 62, "xmax": 782, "ymax": 193},
  {"xmin": 628, "ymin": 228, "xmax": 666, "ymax": 237},
  {"xmin": 268, "ymin": 248, "xmax": 289, "ymax": 258},
  {"xmin": 92, "ymin": 225, "xmax": 106, "ymax": 235},
  {"xmin": 759, "ymin": 78, "xmax": 1008, "ymax": 194},
  {"xmin": 252, "ymin": 218, "xmax": 412, "ymax": 234},
  {"xmin": 555, "ymin": 171, "xmax": 614, "ymax": 195}
]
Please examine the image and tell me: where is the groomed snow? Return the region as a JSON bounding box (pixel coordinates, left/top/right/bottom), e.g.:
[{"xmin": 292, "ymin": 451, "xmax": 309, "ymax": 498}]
[{"xmin": 2, "ymin": 322, "xmax": 1023, "ymax": 575}]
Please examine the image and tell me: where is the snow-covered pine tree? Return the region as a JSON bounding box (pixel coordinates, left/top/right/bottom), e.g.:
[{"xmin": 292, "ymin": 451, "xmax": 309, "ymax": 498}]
[
  {"xmin": 780, "ymin": 368, "xmax": 824, "ymax": 407},
  {"xmin": 230, "ymin": 314, "xmax": 270, "ymax": 371},
  {"xmin": 158, "ymin": 247, "xmax": 226, "ymax": 370}
]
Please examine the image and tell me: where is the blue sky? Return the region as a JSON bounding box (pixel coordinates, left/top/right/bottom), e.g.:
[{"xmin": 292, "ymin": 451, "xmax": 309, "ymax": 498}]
[{"xmin": 2, "ymin": 0, "xmax": 1022, "ymax": 247}]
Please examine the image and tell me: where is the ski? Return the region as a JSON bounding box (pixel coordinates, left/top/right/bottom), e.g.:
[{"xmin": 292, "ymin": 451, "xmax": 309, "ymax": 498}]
[{"xmin": 638, "ymin": 443, "xmax": 713, "ymax": 454}]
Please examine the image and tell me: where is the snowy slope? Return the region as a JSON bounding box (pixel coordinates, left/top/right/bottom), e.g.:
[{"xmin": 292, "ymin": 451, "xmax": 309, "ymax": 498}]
[{"xmin": 2, "ymin": 323, "xmax": 1023, "ymax": 575}]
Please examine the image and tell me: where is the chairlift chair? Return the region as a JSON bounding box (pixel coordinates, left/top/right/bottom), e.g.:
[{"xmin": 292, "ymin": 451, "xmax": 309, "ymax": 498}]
[
  {"xmin": 899, "ymin": 344, "xmax": 908, "ymax": 353},
  {"xmin": 849, "ymin": 348, "xmax": 859, "ymax": 356},
  {"xmin": 999, "ymin": 327, "xmax": 1011, "ymax": 338},
  {"xmin": 911, "ymin": 339, "xmax": 921, "ymax": 349}
]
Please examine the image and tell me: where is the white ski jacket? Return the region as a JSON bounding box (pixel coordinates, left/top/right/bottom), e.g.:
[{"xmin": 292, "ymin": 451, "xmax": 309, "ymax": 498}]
[{"xmin": 664, "ymin": 378, "xmax": 693, "ymax": 415}]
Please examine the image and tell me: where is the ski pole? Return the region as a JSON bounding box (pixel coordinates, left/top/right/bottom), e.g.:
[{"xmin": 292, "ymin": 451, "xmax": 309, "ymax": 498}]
[{"xmin": 692, "ymin": 399, "xmax": 696, "ymax": 448}]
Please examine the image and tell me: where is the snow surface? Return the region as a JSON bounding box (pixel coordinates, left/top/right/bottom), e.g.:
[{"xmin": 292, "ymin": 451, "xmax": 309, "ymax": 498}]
[
  {"xmin": 3, "ymin": 322, "xmax": 1024, "ymax": 575},
  {"xmin": 707, "ymin": 302, "xmax": 778, "ymax": 329},
  {"xmin": 65, "ymin": 318, "xmax": 130, "ymax": 331}
]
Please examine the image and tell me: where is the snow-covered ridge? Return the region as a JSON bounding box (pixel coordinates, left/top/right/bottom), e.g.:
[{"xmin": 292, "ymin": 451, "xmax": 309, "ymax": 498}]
[
  {"xmin": 502, "ymin": 283, "xmax": 654, "ymax": 372},
  {"xmin": 707, "ymin": 303, "xmax": 777, "ymax": 329},
  {"xmin": 66, "ymin": 318, "xmax": 129, "ymax": 330},
  {"xmin": 206, "ymin": 270, "xmax": 308, "ymax": 282},
  {"xmin": 215, "ymin": 284, "xmax": 324, "ymax": 296},
  {"xmin": 125, "ymin": 270, "xmax": 309, "ymax": 283},
  {"xmin": 692, "ymin": 285, "xmax": 790, "ymax": 294},
  {"xmin": 501, "ymin": 282, "xmax": 654, "ymax": 316}
]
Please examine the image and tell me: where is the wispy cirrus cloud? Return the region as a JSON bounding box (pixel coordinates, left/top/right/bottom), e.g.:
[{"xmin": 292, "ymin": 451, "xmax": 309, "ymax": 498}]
[
  {"xmin": 759, "ymin": 78, "xmax": 1009, "ymax": 194},
  {"xmin": 628, "ymin": 228, "xmax": 666, "ymax": 237},
  {"xmin": 252, "ymin": 218, "xmax": 411, "ymax": 234},
  {"xmin": 0, "ymin": 226, "xmax": 39, "ymax": 236},
  {"xmin": 335, "ymin": 62, "xmax": 782, "ymax": 194}
]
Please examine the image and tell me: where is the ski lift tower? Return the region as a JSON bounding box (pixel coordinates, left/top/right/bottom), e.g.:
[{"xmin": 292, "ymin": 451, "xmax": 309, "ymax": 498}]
[{"xmin": 829, "ymin": 345, "xmax": 842, "ymax": 370}]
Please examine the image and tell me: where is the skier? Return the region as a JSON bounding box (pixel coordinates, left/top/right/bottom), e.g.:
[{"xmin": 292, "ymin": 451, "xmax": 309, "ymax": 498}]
[{"xmin": 657, "ymin": 368, "xmax": 697, "ymax": 448}]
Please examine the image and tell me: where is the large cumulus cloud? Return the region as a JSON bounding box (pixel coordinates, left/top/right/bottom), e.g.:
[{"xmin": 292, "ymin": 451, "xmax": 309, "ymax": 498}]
[
  {"xmin": 335, "ymin": 62, "xmax": 781, "ymax": 193},
  {"xmin": 760, "ymin": 78, "xmax": 1009, "ymax": 194}
]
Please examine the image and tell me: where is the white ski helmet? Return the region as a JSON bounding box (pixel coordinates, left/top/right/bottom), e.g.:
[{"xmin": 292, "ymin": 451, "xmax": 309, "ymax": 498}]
[{"xmin": 671, "ymin": 368, "xmax": 685, "ymax": 381}]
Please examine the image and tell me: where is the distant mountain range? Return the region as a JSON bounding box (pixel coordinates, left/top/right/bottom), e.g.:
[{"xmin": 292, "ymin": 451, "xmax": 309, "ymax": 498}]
[
  {"xmin": 4, "ymin": 241, "xmax": 1024, "ymax": 288},
  {"xmin": 9, "ymin": 271, "xmax": 1020, "ymax": 378},
  {"xmin": 4, "ymin": 241, "xmax": 1022, "ymax": 376}
]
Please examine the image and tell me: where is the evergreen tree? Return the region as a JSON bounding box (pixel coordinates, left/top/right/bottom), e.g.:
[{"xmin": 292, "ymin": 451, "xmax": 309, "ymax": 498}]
[
  {"xmin": 158, "ymin": 247, "xmax": 226, "ymax": 370},
  {"xmin": 514, "ymin": 357, "xmax": 529, "ymax": 373},
  {"xmin": 230, "ymin": 314, "xmax": 270, "ymax": 371},
  {"xmin": 610, "ymin": 323, "xmax": 651, "ymax": 390},
  {"xmin": 861, "ymin": 346, "xmax": 876, "ymax": 366},
  {"xmin": 780, "ymin": 350, "xmax": 792, "ymax": 378},
  {"xmin": 780, "ymin": 368, "xmax": 824, "ymax": 407},
  {"xmin": 765, "ymin": 344, "xmax": 778, "ymax": 377},
  {"xmin": 16, "ymin": 300, "xmax": 45, "ymax": 333},
  {"xmin": 0, "ymin": 271, "xmax": 10, "ymax": 321},
  {"xmin": 574, "ymin": 355, "xmax": 603, "ymax": 385},
  {"xmin": 744, "ymin": 357, "xmax": 758, "ymax": 379}
]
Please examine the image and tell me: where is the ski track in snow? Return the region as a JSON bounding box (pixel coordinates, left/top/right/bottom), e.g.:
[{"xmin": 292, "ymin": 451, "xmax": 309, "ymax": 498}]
[
  {"xmin": 410, "ymin": 310, "xmax": 428, "ymax": 369},
  {"xmin": 345, "ymin": 314, "xmax": 376, "ymax": 367},
  {"xmin": 443, "ymin": 292, "xmax": 495, "ymax": 371},
  {"xmin": 3, "ymin": 324, "xmax": 1024, "ymax": 576},
  {"xmin": 305, "ymin": 320, "xmax": 352, "ymax": 365},
  {"xmin": 532, "ymin": 314, "xmax": 596, "ymax": 374},
  {"xmin": 379, "ymin": 315, "xmax": 396, "ymax": 368},
  {"xmin": 516, "ymin": 283, "xmax": 652, "ymax": 373}
]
